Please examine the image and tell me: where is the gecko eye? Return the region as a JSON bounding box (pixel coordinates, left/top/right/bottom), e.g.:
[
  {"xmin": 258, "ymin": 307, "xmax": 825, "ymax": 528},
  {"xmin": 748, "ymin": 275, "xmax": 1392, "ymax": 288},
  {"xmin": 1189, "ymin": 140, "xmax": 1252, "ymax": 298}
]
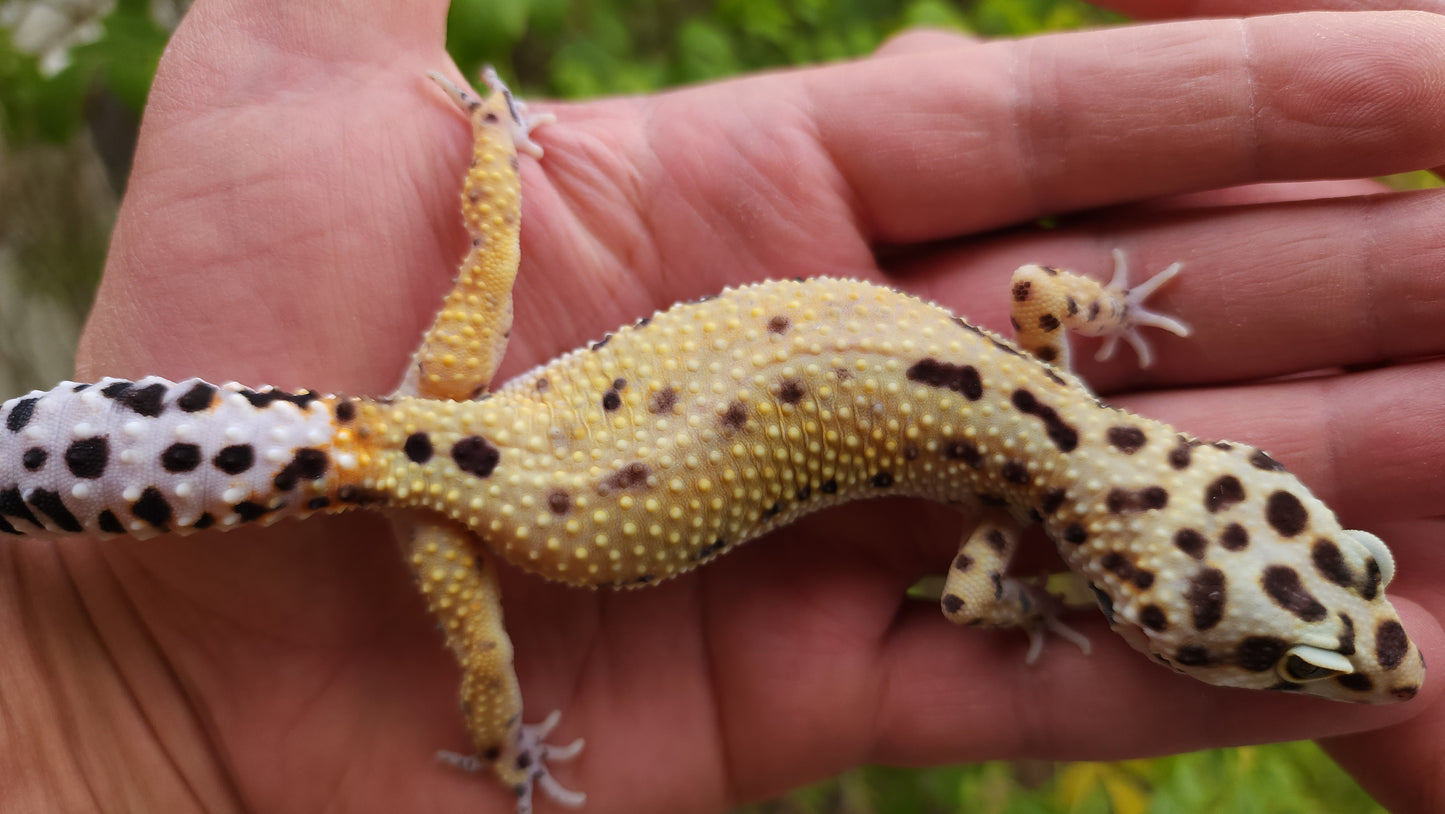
[
  {"xmin": 1343, "ymin": 529, "xmax": 1395, "ymax": 588},
  {"xmin": 1279, "ymin": 645, "xmax": 1353, "ymax": 683}
]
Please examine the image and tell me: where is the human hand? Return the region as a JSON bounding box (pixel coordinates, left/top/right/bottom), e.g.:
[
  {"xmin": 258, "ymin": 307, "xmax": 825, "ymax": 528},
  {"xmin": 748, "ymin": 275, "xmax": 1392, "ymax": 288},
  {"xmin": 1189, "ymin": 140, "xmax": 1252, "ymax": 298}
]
[{"xmin": 14, "ymin": 1, "xmax": 1442, "ymax": 813}]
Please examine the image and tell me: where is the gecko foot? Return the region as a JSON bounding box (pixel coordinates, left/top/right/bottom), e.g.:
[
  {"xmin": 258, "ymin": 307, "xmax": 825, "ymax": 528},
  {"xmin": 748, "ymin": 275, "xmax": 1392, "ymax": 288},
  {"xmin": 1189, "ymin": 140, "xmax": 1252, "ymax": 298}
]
[
  {"xmin": 426, "ymin": 67, "xmax": 555, "ymax": 159},
  {"xmin": 438, "ymin": 709, "xmax": 586, "ymax": 813},
  {"xmin": 1095, "ymin": 248, "xmax": 1191, "ymax": 368}
]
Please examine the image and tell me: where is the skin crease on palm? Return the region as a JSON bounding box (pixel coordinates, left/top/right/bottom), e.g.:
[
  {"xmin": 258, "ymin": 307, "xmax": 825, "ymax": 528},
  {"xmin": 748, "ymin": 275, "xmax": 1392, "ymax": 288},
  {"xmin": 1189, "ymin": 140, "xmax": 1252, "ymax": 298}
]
[{"xmin": 3, "ymin": 0, "xmax": 1445, "ymax": 811}]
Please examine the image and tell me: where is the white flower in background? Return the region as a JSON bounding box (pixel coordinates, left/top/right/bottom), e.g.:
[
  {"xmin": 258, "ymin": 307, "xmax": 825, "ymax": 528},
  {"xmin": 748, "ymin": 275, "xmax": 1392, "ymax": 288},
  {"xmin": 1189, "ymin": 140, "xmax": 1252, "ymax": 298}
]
[{"xmin": 0, "ymin": 0, "xmax": 116, "ymax": 76}]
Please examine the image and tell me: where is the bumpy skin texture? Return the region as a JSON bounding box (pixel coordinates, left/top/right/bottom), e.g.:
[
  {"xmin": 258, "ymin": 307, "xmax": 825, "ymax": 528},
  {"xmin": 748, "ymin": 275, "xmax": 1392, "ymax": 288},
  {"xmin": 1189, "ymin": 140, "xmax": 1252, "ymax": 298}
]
[{"xmin": 0, "ymin": 68, "xmax": 1427, "ymax": 811}]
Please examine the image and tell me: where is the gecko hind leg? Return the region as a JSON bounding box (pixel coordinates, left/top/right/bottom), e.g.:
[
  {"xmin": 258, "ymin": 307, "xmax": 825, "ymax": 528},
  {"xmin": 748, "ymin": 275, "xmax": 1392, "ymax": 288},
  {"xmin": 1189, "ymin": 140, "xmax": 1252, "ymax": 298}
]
[{"xmin": 940, "ymin": 511, "xmax": 1091, "ymax": 663}]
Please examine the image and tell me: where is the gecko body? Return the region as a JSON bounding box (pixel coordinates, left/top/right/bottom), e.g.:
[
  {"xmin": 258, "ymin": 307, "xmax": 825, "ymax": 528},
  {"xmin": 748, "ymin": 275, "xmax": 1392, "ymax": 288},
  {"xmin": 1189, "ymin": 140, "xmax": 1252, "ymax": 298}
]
[{"xmin": 0, "ymin": 71, "xmax": 1424, "ymax": 811}]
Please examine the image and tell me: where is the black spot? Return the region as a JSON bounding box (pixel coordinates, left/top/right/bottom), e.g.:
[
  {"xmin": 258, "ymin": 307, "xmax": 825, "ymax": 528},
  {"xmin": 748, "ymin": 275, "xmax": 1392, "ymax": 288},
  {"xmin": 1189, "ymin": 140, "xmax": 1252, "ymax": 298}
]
[
  {"xmin": 694, "ymin": 537, "xmax": 728, "ymax": 561},
  {"xmin": 721, "ymin": 401, "xmax": 747, "ymax": 431},
  {"xmin": 1338, "ymin": 614, "xmax": 1356, "ymax": 656},
  {"xmin": 904, "ymin": 445, "xmax": 919, "ymax": 460},
  {"xmin": 589, "ymin": 333, "xmax": 612, "ymax": 351},
  {"xmin": 870, "ymin": 471, "xmax": 894, "ymax": 488},
  {"xmin": 1101, "ymin": 552, "xmax": 1135, "ymax": 582},
  {"xmin": 1212, "ymin": 441, "xmax": 1234, "ymax": 452},
  {"xmin": 906, "ymin": 359, "xmax": 984, "ymax": 400},
  {"xmin": 1311, "ymin": 539, "xmax": 1353, "ymax": 587},
  {"xmin": 1065, "ymin": 297, "xmax": 1078, "ymax": 315},
  {"xmin": 21, "ymin": 447, "xmax": 47, "ymax": 471},
  {"xmin": 767, "ymin": 316, "xmax": 791, "ymax": 334},
  {"xmin": 1, "ymin": 486, "xmax": 41, "ymax": 528},
  {"xmin": 778, "ymin": 379, "xmax": 805, "ymax": 405},
  {"xmin": 337, "ymin": 486, "xmax": 383, "ymax": 505},
  {"xmin": 1038, "ymin": 313, "xmax": 1061, "ymax": 333},
  {"xmin": 1087, "ymin": 301, "xmax": 1101, "ymax": 321},
  {"xmin": 601, "ymin": 390, "xmax": 622, "ymax": 411},
  {"xmin": 634, "ymin": 316, "xmax": 652, "ymax": 328},
  {"xmin": 942, "ymin": 594, "xmax": 965, "ymax": 614},
  {"xmin": 648, "ymin": 387, "xmax": 679, "ymax": 414},
  {"xmin": 193, "ymin": 513, "xmax": 215, "ymax": 530},
  {"xmin": 761, "ymin": 501, "xmax": 782, "ymax": 520},
  {"xmin": 1204, "ymin": 475, "xmax": 1245, "ymax": 513},
  {"xmin": 273, "ymin": 448, "xmax": 328, "ymax": 491},
  {"xmin": 1335, "ymin": 673, "xmax": 1374, "ymax": 692},
  {"xmin": 613, "ymin": 378, "xmax": 627, "ymax": 391},
  {"xmin": 1249, "ymin": 449, "xmax": 1285, "ymax": 472},
  {"xmin": 119, "ymin": 382, "xmax": 167, "ymax": 417},
  {"xmin": 1134, "ymin": 570, "xmax": 1156, "ymax": 589},
  {"xmin": 307, "ymin": 497, "xmax": 331, "ymax": 511},
  {"xmin": 1186, "ymin": 568, "xmax": 1226, "ymax": 631},
  {"xmin": 333, "ymin": 400, "xmax": 356, "ymax": 422},
  {"xmin": 404, "ymin": 433, "xmax": 434, "ymax": 464},
  {"xmin": 1090, "ymin": 584, "xmax": 1115, "ymax": 622},
  {"xmin": 604, "ymin": 462, "xmax": 652, "ymax": 491},
  {"xmin": 1262, "ymin": 566, "xmax": 1327, "ymax": 622},
  {"xmin": 160, "ymin": 443, "xmax": 202, "ymax": 473},
  {"xmin": 1173, "ymin": 529, "xmax": 1207, "ymax": 559},
  {"xmin": 214, "ymin": 445, "xmax": 255, "ymax": 475},
  {"xmin": 983, "ymin": 529, "xmax": 1007, "ymax": 553},
  {"xmin": 547, "ymin": 491, "xmax": 571, "ymax": 514},
  {"xmin": 1266, "ymin": 681, "xmax": 1304, "ymax": 693},
  {"xmin": 1039, "ymin": 488, "xmax": 1066, "ymax": 515},
  {"xmin": 1009, "ymin": 389, "xmax": 1079, "ymax": 452},
  {"xmin": 131, "ymin": 487, "xmax": 173, "ymax": 529},
  {"xmin": 175, "ymin": 382, "xmax": 218, "ymax": 412},
  {"xmin": 1175, "ymin": 645, "xmax": 1210, "ymax": 667},
  {"xmin": 1001, "ymin": 461, "xmax": 1029, "ymax": 485},
  {"xmin": 1236, "ymin": 636, "xmax": 1289, "ymax": 672},
  {"xmin": 452, "ymin": 437, "xmax": 501, "ymax": 478},
  {"xmin": 232, "ymin": 501, "xmax": 272, "ymax": 523},
  {"xmin": 100, "ymin": 381, "xmax": 133, "ymax": 399},
  {"xmin": 1168, "ymin": 438, "xmax": 1197, "ymax": 469},
  {"xmin": 96, "ymin": 509, "xmax": 125, "ymax": 534},
  {"xmin": 942, "ymin": 440, "xmax": 983, "ymax": 468},
  {"xmin": 953, "ymin": 553, "xmax": 974, "ymax": 572},
  {"xmin": 240, "ymin": 388, "xmax": 317, "ymax": 410},
  {"xmin": 1362, "ymin": 559, "xmax": 1381, "ymax": 601},
  {"xmin": 1265, "ymin": 491, "xmax": 1308, "ymax": 536},
  {"xmin": 795, "ymin": 486, "xmax": 811, "ymax": 501},
  {"xmin": 1011, "ymin": 280, "xmax": 1032, "ymax": 301},
  {"xmin": 1106, "ymin": 426, "xmax": 1147, "ymax": 454},
  {"xmin": 1376, "ymin": 620, "xmax": 1409, "ymax": 670},
  {"xmin": 64, "ymin": 437, "xmax": 109, "ymax": 479},
  {"xmin": 990, "ymin": 572, "xmax": 1004, "ymax": 600},
  {"xmin": 535, "ymin": 378, "xmax": 550, "ymax": 392},
  {"xmin": 979, "ymin": 494, "xmax": 1006, "ymax": 507},
  {"xmin": 821, "ymin": 478, "xmax": 838, "ymax": 494},
  {"xmin": 1036, "ymin": 346, "xmax": 1058, "ymax": 363},
  {"xmin": 1140, "ymin": 605, "xmax": 1168, "ymax": 631},
  {"xmin": 1062, "ymin": 523, "xmax": 1086, "ymax": 544},
  {"xmin": 6, "ymin": 397, "xmax": 39, "ymax": 432},
  {"xmin": 1106, "ymin": 486, "xmax": 1168, "ymax": 513},
  {"xmin": 1220, "ymin": 523, "xmax": 1249, "ymax": 551}
]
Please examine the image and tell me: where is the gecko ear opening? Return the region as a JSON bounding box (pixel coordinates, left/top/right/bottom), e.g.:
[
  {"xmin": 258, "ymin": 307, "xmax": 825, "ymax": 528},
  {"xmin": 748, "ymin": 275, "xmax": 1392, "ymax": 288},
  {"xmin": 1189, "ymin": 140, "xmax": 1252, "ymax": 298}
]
[
  {"xmin": 1280, "ymin": 645, "xmax": 1354, "ymax": 682},
  {"xmin": 1343, "ymin": 529, "xmax": 1395, "ymax": 588}
]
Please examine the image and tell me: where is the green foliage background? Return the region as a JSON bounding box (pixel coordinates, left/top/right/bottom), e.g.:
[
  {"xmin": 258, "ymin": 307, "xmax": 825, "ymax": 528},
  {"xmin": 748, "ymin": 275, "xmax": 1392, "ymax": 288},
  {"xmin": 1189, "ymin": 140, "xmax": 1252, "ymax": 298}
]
[{"xmin": 0, "ymin": 0, "xmax": 1421, "ymax": 810}]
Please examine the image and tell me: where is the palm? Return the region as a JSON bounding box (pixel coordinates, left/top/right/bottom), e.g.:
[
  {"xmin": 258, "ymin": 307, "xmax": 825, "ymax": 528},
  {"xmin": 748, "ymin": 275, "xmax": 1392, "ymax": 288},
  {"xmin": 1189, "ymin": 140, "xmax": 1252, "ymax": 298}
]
[{"xmin": 10, "ymin": 1, "xmax": 1441, "ymax": 813}]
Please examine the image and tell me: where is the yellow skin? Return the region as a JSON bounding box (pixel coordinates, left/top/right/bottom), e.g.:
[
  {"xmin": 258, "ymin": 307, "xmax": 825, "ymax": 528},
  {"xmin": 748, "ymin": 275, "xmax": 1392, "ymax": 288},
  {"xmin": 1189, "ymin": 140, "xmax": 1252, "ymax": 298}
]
[
  {"xmin": 10, "ymin": 4, "xmax": 1445, "ymax": 814},
  {"xmin": 5, "ymin": 70, "xmax": 1424, "ymax": 812}
]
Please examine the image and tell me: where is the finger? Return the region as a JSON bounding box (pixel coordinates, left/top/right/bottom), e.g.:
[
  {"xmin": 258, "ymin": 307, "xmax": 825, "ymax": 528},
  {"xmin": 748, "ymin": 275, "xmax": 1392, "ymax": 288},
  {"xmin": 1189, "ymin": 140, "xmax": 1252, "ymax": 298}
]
[
  {"xmin": 1104, "ymin": 0, "xmax": 1445, "ymax": 18},
  {"xmin": 802, "ymin": 11, "xmax": 1445, "ymax": 241},
  {"xmin": 892, "ymin": 187, "xmax": 1445, "ymax": 388},
  {"xmin": 873, "ymin": 28, "xmax": 979, "ymax": 57}
]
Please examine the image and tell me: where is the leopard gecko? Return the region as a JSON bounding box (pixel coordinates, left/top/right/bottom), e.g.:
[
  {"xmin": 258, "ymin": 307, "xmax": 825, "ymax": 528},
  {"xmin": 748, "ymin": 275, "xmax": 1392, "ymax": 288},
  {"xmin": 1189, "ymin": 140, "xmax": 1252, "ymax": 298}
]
[{"xmin": 0, "ymin": 70, "xmax": 1424, "ymax": 813}]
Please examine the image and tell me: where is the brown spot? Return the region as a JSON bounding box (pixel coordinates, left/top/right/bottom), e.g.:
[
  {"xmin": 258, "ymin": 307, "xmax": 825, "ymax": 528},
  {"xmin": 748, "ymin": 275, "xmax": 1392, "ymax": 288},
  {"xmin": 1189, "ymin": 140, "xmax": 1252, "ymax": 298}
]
[
  {"xmin": 1105, "ymin": 486, "xmax": 1168, "ymax": 513},
  {"xmin": 984, "ymin": 529, "xmax": 1007, "ymax": 553},
  {"xmin": 452, "ymin": 436, "xmax": 501, "ymax": 478},
  {"xmin": 603, "ymin": 462, "xmax": 652, "ymax": 492},
  {"xmin": 1391, "ymin": 685, "xmax": 1420, "ymax": 701},
  {"xmin": 547, "ymin": 491, "xmax": 571, "ymax": 515},
  {"xmin": 404, "ymin": 433, "xmax": 434, "ymax": 464},
  {"xmin": 1012, "ymin": 280, "xmax": 1032, "ymax": 301},
  {"xmin": 1311, "ymin": 539, "xmax": 1353, "ymax": 587},
  {"xmin": 952, "ymin": 553, "xmax": 973, "ymax": 573},
  {"xmin": 1363, "ymin": 559, "xmax": 1382, "ymax": 601},
  {"xmin": 1204, "ymin": 475, "xmax": 1246, "ymax": 513},
  {"xmin": 1186, "ymin": 567, "xmax": 1226, "ymax": 631},
  {"xmin": 1063, "ymin": 524, "xmax": 1086, "ymax": 544},
  {"xmin": 1087, "ymin": 301, "xmax": 1101, "ymax": 321},
  {"xmin": 1065, "ymin": 296, "xmax": 1078, "ymax": 315},
  {"xmin": 1038, "ymin": 313, "xmax": 1061, "ymax": 332},
  {"xmin": 535, "ymin": 377, "xmax": 550, "ymax": 392},
  {"xmin": 1173, "ymin": 529, "xmax": 1207, "ymax": 559},
  {"xmin": 1175, "ymin": 645, "xmax": 1210, "ymax": 666},
  {"xmin": 1101, "ymin": 552, "xmax": 1135, "ymax": 581},
  {"xmin": 1236, "ymin": 636, "xmax": 1289, "ymax": 672},
  {"xmin": 1220, "ymin": 523, "xmax": 1249, "ymax": 551},
  {"xmin": 1250, "ymin": 449, "xmax": 1286, "ymax": 472},
  {"xmin": 1039, "ymin": 488, "xmax": 1066, "ymax": 515},
  {"xmin": 942, "ymin": 594, "xmax": 965, "ymax": 614},
  {"xmin": 907, "ymin": 359, "xmax": 983, "ymax": 400},
  {"xmin": 1262, "ymin": 566, "xmax": 1327, "ymax": 622},
  {"xmin": 943, "ymin": 440, "xmax": 983, "ymax": 468},
  {"xmin": 1335, "ymin": 673, "xmax": 1374, "ymax": 692},
  {"xmin": 601, "ymin": 389, "xmax": 622, "ymax": 411},
  {"xmin": 778, "ymin": 379, "xmax": 805, "ymax": 405},
  {"xmin": 1140, "ymin": 605, "xmax": 1168, "ymax": 631},
  {"xmin": 1265, "ymin": 491, "xmax": 1308, "ymax": 536},
  {"xmin": 720, "ymin": 401, "xmax": 747, "ymax": 431},
  {"xmin": 1106, "ymin": 426, "xmax": 1147, "ymax": 454},
  {"xmin": 1376, "ymin": 620, "xmax": 1410, "ymax": 670},
  {"xmin": 903, "ymin": 445, "xmax": 919, "ymax": 460},
  {"xmin": 1168, "ymin": 438, "xmax": 1197, "ymax": 469},
  {"xmin": 648, "ymin": 386, "xmax": 679, "ymax": 414},
  {"xmin": 1338, "ymin": 614, "xmax": 1356, "ymax": 656},
  {"xmin": 767, "ymin": 316, "xmax": 790, "ymax": 334},
  {"xmin": 334, "ymin": 400, "xmax": 356, "ymax": 422},
  {"xmin": 1036, "ymin": 346, "xmax": 1059, "ymax": 363},
  {"xmin": 1001, "ymin": 461, "xmax": 1029, "ymax": 485},
  {"xmin": 870, "ymin": 472, "xmax": 894, "ymax": 488},
  {"xmin": 1010, "ymin": 389, "xmax": 1079, "ymax": 452}
]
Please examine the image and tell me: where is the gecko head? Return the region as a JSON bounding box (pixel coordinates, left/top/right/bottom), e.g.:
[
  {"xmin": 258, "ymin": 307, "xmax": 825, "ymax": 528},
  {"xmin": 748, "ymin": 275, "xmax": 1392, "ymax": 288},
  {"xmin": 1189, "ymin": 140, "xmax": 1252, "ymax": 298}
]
[{"xmin": 1091, "ymin": 455, "xmax": 1424, "ymax": 704}]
